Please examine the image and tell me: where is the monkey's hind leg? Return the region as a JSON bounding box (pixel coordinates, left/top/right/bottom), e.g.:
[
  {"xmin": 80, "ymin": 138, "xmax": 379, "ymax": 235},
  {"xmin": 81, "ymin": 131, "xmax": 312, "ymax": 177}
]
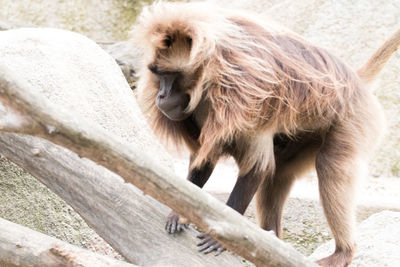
[
  {"xmin": 256, "ymin": 144, "xmax": 317, "ymax": 237},
  {"xmin": 255, "ymin": 167, "xmax": 296, "ymax": 237},
  {"xmin": 315, "ymin": 126, "xmax": 362, "ymax": 267}
]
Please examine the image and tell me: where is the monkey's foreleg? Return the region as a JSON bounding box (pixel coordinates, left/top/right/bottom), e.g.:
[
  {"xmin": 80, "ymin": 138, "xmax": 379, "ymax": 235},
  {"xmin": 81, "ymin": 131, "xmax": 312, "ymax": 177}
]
[
  {"xmin": 165, "ymin": 161, "xmax": 215, "ymax": 234},
  {"xmin": 197, "ymin": 167, "xmax": 264, "ymax": 255}
]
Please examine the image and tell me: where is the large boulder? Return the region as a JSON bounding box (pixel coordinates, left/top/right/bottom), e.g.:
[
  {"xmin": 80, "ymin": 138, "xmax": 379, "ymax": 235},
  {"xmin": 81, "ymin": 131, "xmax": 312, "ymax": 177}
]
[{"xmin": 0, "ymin": 27, "xmax": 172, "ymax": 256}]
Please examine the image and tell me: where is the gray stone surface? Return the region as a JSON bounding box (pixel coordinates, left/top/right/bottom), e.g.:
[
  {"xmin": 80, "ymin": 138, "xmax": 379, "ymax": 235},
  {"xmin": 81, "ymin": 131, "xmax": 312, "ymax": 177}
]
[
  {"xmin": 0, "ymin": 28, "xmax": 170, "ymax": 164},
  {"xmin": 101, "ymin": 41, "xmax": 142, "ymax": 88},
  {"xmin": 0, "ymin": 156, "xmax": 96, "ymax": 248},
  {"xmin": 0, "ymin": 0, "xmax": 148, "ymax": 41},
  {"xmin": 310, "ymin": 211, "xmax": 400, "ymax": 266}
]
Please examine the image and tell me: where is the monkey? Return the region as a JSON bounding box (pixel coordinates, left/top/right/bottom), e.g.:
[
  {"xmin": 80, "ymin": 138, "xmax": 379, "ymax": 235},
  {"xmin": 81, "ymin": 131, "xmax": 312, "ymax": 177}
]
[{"xmin": 133, "ymin": 2, "xmax": 400, "ymax": 267}]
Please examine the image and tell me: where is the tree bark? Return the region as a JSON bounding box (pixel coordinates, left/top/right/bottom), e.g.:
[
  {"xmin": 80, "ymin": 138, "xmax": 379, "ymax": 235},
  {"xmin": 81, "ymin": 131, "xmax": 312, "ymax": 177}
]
[
  {"xmin": 0, "ymin": 63, "xmax": 317, "ymax": 267},
  {"xmin": 0, "ymin": 217, "xmax": 136, "ymax": 267}
]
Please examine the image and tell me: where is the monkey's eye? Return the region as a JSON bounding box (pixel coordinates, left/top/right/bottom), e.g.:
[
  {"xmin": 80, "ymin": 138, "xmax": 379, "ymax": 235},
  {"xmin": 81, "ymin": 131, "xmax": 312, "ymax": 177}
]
[
  {"xmin": 148, "ymin": 64, "xmax": 158, "ymax": 74},
  {"xmin": 163, "ymin": 35, "xmax": 173, "ymax": 48}
]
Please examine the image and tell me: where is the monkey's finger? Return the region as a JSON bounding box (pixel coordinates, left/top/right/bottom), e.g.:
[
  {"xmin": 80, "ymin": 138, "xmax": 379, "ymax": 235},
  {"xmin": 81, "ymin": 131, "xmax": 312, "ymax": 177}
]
[
  {"xmin": 197, "ymin": 233, "xmax": 208, "ymax": 239},
  {"xmin": 198, "ymin": 239, "xmax": 218, "ymax": 252},
  {"xmin": 203, "ymin": 245, "xmax": 215, "ymax": 254},
  {"xmin": 197, "ymin": 236, "xmax": 213, "ymax": 246},
  {"xmin": 198, "ymin": 241, "xmax": 214, "ymax": 252},
  {"xmin": 215, "ymin": 246, "xmax": 226, "ymax": 256},
  {"xmin": 171, "ymin": 219, "xmax": 177, "ymax": 234},
  {"xmin": 165, "ymin": 221, "xmax": 171, "ymax": 233},
  {"xmin": 184, "ymin": 223, "xmax": 189, "ymax": 229}
]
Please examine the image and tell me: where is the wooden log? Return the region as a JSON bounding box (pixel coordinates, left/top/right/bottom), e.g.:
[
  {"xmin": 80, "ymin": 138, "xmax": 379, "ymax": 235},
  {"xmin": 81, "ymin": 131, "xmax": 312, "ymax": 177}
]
[{"xmin": 0, "ymin": 217, "xmax": 136, "ymax": 267}]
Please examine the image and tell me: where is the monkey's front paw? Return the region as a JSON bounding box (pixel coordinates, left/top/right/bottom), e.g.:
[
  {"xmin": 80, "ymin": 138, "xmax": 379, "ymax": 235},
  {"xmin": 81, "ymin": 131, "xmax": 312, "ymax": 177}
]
[
  {"xmin": 165, "ymin": 211, "xmax": 189, "ymax": 234},
  {"xmin": 197, "ymin": 233, "xmax": 226, "ymax": 255}
]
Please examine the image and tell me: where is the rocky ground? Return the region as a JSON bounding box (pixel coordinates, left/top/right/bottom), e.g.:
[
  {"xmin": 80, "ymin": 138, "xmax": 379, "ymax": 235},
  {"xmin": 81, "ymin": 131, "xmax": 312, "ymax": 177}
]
[{"xmin": 171, "ymin": 151, "xmax": 400, "ymax": 256}]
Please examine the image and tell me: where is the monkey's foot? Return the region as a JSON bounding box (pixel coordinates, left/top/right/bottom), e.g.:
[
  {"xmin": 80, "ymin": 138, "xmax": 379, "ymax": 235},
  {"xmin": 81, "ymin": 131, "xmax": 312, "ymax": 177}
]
[
  {"xmin": 165, "ymin": 211, "xmax": 189, "ymax": 234},
  {"xmin": 316, "ymin": 249, "xmax": 354, "ymax": 267},
  {"xmin": 197, "ymin": 233, "xmax": 226, "ymax": 256}
]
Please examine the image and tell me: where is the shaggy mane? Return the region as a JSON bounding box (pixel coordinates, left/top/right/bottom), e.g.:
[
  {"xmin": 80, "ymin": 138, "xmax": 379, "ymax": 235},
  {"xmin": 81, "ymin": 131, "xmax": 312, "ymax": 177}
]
[{"xmin": 133, "ymin": 2, "xmax": 363, "ymax": 168}]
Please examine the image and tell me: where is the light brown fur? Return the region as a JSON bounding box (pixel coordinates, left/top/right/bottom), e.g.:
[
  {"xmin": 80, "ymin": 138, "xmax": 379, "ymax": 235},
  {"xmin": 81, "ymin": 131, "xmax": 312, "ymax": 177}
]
[{"xmin": 133, "ymin": 2, "xmax": 400, "ymax": 266}]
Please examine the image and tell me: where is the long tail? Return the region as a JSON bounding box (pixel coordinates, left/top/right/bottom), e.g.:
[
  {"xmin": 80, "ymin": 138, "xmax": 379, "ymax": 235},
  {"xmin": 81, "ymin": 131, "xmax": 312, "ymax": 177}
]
[{"xmin": 357, "ymin": 28, "xmax": 400, "ymax": 84}]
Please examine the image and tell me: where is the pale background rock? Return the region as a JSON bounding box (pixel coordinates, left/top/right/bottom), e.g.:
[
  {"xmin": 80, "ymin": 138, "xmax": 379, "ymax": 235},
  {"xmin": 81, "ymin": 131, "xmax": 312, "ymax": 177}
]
[
  {"xmin": 0, "ymin": 157, "xmax": 95, "ymax": 247},
  {"xmin": 310, "ymin": 211, "xmax": 400, "ymax": 266},
  {"xmin": 100, "ymin": 41, "xmax": 142, "ymax": 87},
  {"xmin": 0, "ymin": 0, "xmax": 150, "ymax": 41}
]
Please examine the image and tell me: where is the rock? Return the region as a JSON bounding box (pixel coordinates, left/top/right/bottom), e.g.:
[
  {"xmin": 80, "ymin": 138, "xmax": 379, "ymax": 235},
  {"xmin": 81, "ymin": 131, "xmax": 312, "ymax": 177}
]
[
  {"xmin": 0, "ymin": 0, "xmax": 142, "ymax": 41},
  {"xmin": 310, "ymin": 211, "xmax": 400, "ymax": 266},
  {"xmin": 0, "ymin": 19, "xmax": 35, "ymax": 31},
  {"xmin": 0, "ymin": 28, "xmax": 169, "ymax": 162},
  {"xmin": 0, "ymin": 23, "xmax": 140, "ymax": 90},
  {"xmin": 0, "ymin": 27, "xmax": 172, "ymax": 257},
  {"xmin": 101, "ymin": 41, "xmax": 142, "ymax": 88},
  {"xmin": 0, "ymin": 156, "xmax": 99, "ymax": 249}
]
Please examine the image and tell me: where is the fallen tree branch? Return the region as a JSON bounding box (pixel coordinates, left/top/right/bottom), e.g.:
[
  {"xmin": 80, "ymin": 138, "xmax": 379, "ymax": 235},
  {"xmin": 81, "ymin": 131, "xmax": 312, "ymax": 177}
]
[
  {"xmin": 0, "ymin": 217, "xmax": 136, "ymax": 267},
  {"xmin": 0, "ymin": 63, "xmax": 316, "ymax": 267},
  {"xmin": 0, "ymin": 133, "xmax": 242, "ymax": 266}
]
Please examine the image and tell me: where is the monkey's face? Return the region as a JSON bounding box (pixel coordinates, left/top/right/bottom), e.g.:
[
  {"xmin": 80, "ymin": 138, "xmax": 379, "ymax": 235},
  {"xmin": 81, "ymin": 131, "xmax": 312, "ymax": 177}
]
[
  {"xmin": 148, "ymin": 65, "xmax": 191, "ymax": 121},
  {"xmin": 146, "ymin": 32, "xmax": 200, "ymax": 121}
]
